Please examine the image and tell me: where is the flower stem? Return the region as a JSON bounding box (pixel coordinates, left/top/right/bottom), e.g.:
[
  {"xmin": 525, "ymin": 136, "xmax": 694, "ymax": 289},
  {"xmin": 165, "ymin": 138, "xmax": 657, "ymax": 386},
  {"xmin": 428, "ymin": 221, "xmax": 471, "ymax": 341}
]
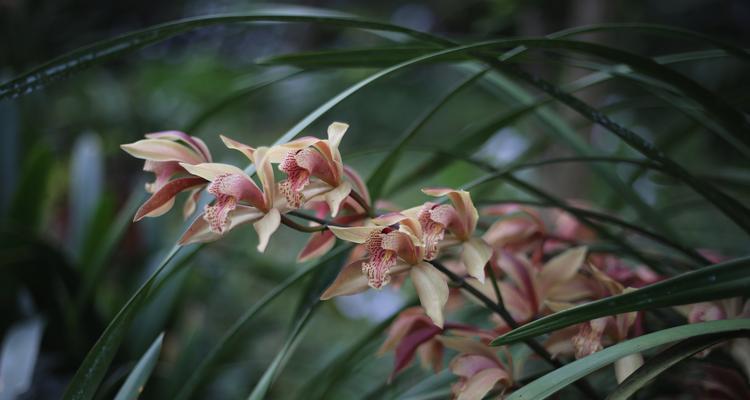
[
  {"xmin": 280, "ymin": 215, "xmax": 328, "ymax": 233},
  {"xmin": 348, "ymin": 189, "xmax": 373, "ymax": 217},
  {"xmin": 428, "ymin": 260, "xmax": 600, "ymax": 400}
]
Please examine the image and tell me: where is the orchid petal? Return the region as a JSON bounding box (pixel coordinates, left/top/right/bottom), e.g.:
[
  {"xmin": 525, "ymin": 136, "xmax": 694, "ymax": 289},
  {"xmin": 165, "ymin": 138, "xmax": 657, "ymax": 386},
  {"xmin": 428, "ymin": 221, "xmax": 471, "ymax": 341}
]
[
  {"xmin": 253, "ymin": 146, "xmax": 275, "ymax": 208},
  {"xmin": 462, "ymin": 238, "xmax": 492, "ymax": 283},
  {"xmin": 145, "ymin": 130, "xmax": 211, "ymax": 161},
  {"xmin": 134, "ymin": 177, "xmax": 206, "ymax": 221},
  {"xmin": 438, "ymin": 336, "xmax": 498, "ymax": 360},
  {"xmin": 614, "ymin": 353, "xmax": 644, "ymax": 384},
  {"xmin": 180, "ymin": 162, "xmax": 248, "ymax": 182},
  {"xmin": 343, "ymin": 165, "xmax": 370, "ymax": 206},
  {"xmin": 410, "ymin": 262, "xmax": 449, "ymax": 328},
  {"xmin": 179, "ymin": 206, "xmax": 263, "ymax": 244},
  {"xmin": 392, "ymin": 325, "xmax": 441, "ymax": 379},
  {"xmin": 329, "ymin": 226, "xmax": 381, "ymax": 243},
  {"xmin": 297, "ymin": 231, "xmax": 336, "ymax": 262},
  {"xmin": 457, "ymin": 368, "xmax": 510, "ymax": 400},
  {"xmin": 121, "ymin": 139, "xmax": 203, "ymax": 164},
  {"xmin": 324, "ymin": 181, "xmax": 351, "ymax": 217},
  {"xmin": 265, "ymin": 137, "xmax": 320, "ymax": 163},
  {"xmin": 182, "ymin": 188, "xmax": 202, "ymax": 220},
  {"xmin": 320, "ymin": 259, "xmax": 370, "ymax": 300},
  {"xmin": 327, "ymin": 122, "xmax": 348, "ymax": 148},
  {"xmin": 422, "ymin": 187, "xmax": 479, "ymax": 235},
  {"xmin": 538, "ymin": 246, "xmax": 588, "ymax": 292},
  {"xmin": 220, "ymin": 135, "xmax": 255, "ymax": 162},
  {"xmin": 253, "ymin": 208, "xmax": 281, "ymax": 252}
]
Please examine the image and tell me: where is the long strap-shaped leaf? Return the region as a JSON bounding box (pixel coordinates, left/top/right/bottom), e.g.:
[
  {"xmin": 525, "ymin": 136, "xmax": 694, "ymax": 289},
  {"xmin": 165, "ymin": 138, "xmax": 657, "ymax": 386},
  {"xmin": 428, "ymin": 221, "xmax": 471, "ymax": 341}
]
[
  {"xmin": 113, "ymin": 332, "xmax": 164, "ymax": 400},
  {"xmin": 62, "ymin": 245, "xmax": 181, "ymax": 400},
  {"xmin": 174, "ymin": 245, "xmax": 349, "ymax": 400},
  {"xmin": 366, "ymin": 68, "xmax": 488, "ymax": 201},
  {"xmin": 605, "ymin": 332, "xmax": 747, "ymax": 400},
  {"xmin": 491, "ymin": 255, "xmax": 750, "ymax": 346},
  {"xmin": 504, "ymin": 319, "xmax": 750, "ymax": 400}
]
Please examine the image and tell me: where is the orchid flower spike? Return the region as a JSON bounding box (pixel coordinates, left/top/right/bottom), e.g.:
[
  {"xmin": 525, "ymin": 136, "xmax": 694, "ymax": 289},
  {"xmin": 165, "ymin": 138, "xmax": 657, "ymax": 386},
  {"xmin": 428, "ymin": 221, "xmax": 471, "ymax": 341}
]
[
  {"xmin": 120, "ymin": 131, "xmax": 212, "ymax": 220},
  {"xmin": 421, "ymin": 188, "xmax": 493, "ymax": 283},
  {"xmin": 321, "ymin": 213, "xmax": 449, "ymax": 328},
  {"xmin": 178, "ymin": 139, "xmax": 281, "ymax": 252},
  {"xmin": 266, "ymin": 122, "xmax": 361, "ymax": 216}
]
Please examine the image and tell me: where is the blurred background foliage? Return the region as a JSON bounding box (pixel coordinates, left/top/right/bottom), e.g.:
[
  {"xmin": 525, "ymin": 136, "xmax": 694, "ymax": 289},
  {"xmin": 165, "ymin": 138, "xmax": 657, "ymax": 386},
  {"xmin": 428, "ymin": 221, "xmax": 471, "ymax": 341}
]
[{"xmin": 1, "ymin": 0, "xmax": 749, "ymax": 399}]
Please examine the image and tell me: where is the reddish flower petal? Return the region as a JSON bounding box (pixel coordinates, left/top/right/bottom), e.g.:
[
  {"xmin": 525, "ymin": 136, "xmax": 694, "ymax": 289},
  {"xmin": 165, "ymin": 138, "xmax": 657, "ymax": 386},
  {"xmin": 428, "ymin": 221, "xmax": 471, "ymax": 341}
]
[
  {"xmin": 297, "ymin": 230, "xmax": 337, "ymax": 262},
  {"xmin": 392, "ymin": 325, "xmax": 442, "ymax": 379},
  {"xmin": 134, "ymin": 177, "xmax": 206, "ymax": 221}
]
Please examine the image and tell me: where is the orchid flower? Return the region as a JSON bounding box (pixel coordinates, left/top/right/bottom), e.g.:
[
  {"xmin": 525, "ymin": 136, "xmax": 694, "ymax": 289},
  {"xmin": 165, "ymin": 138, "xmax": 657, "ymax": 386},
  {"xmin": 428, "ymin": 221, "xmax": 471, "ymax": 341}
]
[
  {"xmin": 438, "ymin": 336, "xmax": 513, "ymax": 400},
  {"xmin": 177, "ymin": 137, "xmax": 283, "ymax": 252},
  {"xmin": 266, "ymin": 122, "xmax": 359, "ymax": 216},
  {"xmin": 419, "ymin": 188, "xmax": 492, "ymax": 283},
  {"xmin": 378, "ymin": 307, "xmax": 494, "ymax": 379},
  {"xmin": 471, "ymin": 246, "xmax": 590, "ymax": 331},
  {"xmin": 321, "ymin": 213, "xmax": 449, "ymax": 327},
  {"xmin": 120, "ymin": 131, "xmax": 212, "ymax": 220},
  {"xmin": 544, "ymin": 264, "xmax": 641, "ymax": 382}
]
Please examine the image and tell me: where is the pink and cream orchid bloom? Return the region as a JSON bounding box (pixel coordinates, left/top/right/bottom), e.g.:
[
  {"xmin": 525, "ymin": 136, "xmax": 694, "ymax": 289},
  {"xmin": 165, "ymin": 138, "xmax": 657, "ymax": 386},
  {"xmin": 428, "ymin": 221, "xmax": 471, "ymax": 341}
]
[
  {"xmin": 120, "ymin": 131, "xmax": 212, "ymax": 220},
  {"xmin": 266, "ymin": 122, "xmax": 358, "ymax": 216},
  {"xmin": 379, "ymin": 307, "xmax": 494, "ymax": 379},
  {"xmin": 177, "ymin": 138, "xmax": 282, "ymax": 252},
  {"xmin": 438, "ymin": 336, "xmax": 514, "ymax": 400},
  {"xmin": 321, "ymin": 213, "xmax": 450, "ymax": 327},
  {"xmin": 419, "ymin": 188, "xmax": 492, "ymax": 284}
]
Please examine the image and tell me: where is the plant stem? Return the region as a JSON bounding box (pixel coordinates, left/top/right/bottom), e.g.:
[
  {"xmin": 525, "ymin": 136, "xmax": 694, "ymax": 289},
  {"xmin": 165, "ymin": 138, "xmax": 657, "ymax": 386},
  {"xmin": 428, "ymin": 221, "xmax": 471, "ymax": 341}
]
[
  {"xmin": 349, "ymin": 189, "xmax": 373, "ymax": 217},
  {"xmin": 280, "ymin": 215, "xmax": 328, "ymax": 232},
  {"xmin": 428, "ymin": 260, "xmax": 600, "ymax": 400}
]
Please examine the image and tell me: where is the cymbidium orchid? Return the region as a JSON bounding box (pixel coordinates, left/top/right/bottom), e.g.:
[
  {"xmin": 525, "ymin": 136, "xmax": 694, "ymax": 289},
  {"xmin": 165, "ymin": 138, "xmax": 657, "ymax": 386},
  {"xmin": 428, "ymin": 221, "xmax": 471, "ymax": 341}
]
[
  {"xmin": 471, "ymin": 246, "xmax": 590, "ymax": 331},
  {"xmin": 439, "ymin": 336, "xmax": 514, "ymax": 400},
  {"xmin": 120, "ymin": 131, "xmax": 212, "ymax": 220},
  {"xmin": 266, "ymin": 122, "xmax": 360, "ymax": 216},
  {"xmin": 321, "ymin": 213, "xmax": 450, "ymax": 327},
  {"xmin": 379, "ymin": 307, "xmax": 494, "ymax": 379},
  {"xmin": 177, "ymin": 137, "xmax": 283, "ymax": 252},
  {"xmin": 419, "ymin": 188, "xmax": 492, "ymax": 283}
]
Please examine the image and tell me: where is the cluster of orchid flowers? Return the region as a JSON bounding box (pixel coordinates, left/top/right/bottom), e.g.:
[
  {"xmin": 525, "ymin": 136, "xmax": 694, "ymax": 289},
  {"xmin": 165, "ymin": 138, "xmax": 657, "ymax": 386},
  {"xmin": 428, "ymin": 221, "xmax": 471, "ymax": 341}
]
[{"xmin": 122, "ymin": 123, "xmax": 749, "ymax": 399}]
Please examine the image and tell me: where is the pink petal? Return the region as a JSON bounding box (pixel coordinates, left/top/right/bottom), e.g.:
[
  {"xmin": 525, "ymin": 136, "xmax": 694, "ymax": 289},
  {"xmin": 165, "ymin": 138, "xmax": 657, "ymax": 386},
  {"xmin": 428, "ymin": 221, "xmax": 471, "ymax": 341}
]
[
  {"xmin": 179, "ymin": 206, "xmax": 263, "ymax": 244},
  {"xmin": 134, "ymin": 177, "xmax": 207, "ymax": 221},
  {"xmin": 343, "ymin": 165, "xmax": 370, "ymax": 207},
  {"xmin": 297, "ymin": 231, "xmax": 336, "ymax": 262},
  {"xmin": 538, "ymin": 246, "xmax": 588, "ymax": 295},
  {"xmin": 456, "ymin": 368, "xmax": 510, "ymax": 400},
  {"xmin": 220, "ymin": 135, "xmax": 255, "ymax": 162},
  {"xmin": 392, "ymin": 325, "xmax": 441, "ymax": 378},
  {"xmin": 363, "ymin": 229, "xmax": 399, "ymax": 289}
]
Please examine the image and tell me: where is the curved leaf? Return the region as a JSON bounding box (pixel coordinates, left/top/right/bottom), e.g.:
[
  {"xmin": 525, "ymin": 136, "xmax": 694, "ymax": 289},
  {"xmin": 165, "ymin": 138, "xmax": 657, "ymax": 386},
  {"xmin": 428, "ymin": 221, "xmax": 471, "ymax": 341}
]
[
  {"xmin": 491, "ymin": 255, "xmax": 750, "ymax": 346},
  {"xmin": 63, "ymin": 245, "xmax": 181, "ymax": 400},
  {"xmin": 113, "ymin": 333, "xmax": 164, "ymax": 400},
  {"xmin": 606, "ymin": 332, "xmax": 747, "ymax": 400},
  {"xmin": 366, "ymin": 68, "xmax": 488, "ymax": 202},
  {"xmin": 505, "ymin": 319, "xmax": 750, "ymax": 400}
]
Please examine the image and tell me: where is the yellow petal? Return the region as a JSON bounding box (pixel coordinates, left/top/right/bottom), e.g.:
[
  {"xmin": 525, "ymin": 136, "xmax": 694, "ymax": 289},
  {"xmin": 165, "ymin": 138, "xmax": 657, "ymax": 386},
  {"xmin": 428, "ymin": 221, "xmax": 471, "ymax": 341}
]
[
  {"xmin": 121, "ymin": 139, "xmax": 203, "ymax": 164},
  {"xmin": 220, "ymin": 135, "xmax": 255, "ymax": 162},
  {"xmin": 324, "ymin": 181, "xmax": 351, "ymax": 217},
  {"xmin": 329, "ymin": 226, "xmax": 380, "ymax": 243},
  {"xmin": 462, "ymin": 237, "xmax": 492, "ymax": 283},
  {"xmin": 320, "ymin": 259, "xmax": 369, "ymax": 300},
  {"xmin": 180, "ymin": 162, "xmax": 248, "ymax": 181},
  {"xmin": 265, "ymin": 137, "xmax": 320, "ymax": 163},
  {"xmin": 253, "ymin": 146, "xmax": 275, "ymax": 207},
  {"xmin": 614, "ymin": 353, "xmax": 643, "ymax": 384},
  {"xmin": 538, "ymin": 246, "xmax": 588, "ymax": 292},
  {"xmin": 253, "ymin": 208, "xmax": 281, "ymax": 252},
  {"xmin": 327, "ymin": 122, "xmax": 349, "ymax": 148},
  {"xmin": 410, "ymin": 262, "xmax": 449, "ymax": 328},
  {"xmin": 422, "ymin": 188, "xmax": 479, "ymax": 235}
]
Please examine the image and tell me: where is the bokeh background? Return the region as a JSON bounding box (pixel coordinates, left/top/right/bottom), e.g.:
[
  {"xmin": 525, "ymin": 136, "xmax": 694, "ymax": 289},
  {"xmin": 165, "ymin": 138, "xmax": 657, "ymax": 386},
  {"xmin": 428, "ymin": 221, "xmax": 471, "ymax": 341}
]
[{"xmin": 1, "ymin": 0, "xmax": 749, "ymax": 399}]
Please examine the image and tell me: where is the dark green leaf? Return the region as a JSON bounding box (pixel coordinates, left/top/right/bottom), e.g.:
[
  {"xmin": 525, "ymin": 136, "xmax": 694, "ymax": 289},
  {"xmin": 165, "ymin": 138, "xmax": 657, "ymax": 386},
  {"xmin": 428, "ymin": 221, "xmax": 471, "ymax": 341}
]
[
  {"xmin": 491, "ymin": 255, "xmax": 750, "ymax": 346},
  {"xmin": 505, "ymin": 319, "xmax": 750, "ymax": 400},
  {"xmin": 113, "ymin": 332, "xmax": 164, "ymax": 400},
  {"xmin": 605, "ymin": 331, "xmax": 748, "ymax": 400}
]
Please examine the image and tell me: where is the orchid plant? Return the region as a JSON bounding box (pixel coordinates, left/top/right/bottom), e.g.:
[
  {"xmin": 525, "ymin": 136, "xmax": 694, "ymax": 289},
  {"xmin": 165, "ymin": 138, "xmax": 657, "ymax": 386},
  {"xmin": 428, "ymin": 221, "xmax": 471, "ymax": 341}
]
[{"xmin": 119, "ymin": 119, "xmax": 749, "ymax": 400}]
